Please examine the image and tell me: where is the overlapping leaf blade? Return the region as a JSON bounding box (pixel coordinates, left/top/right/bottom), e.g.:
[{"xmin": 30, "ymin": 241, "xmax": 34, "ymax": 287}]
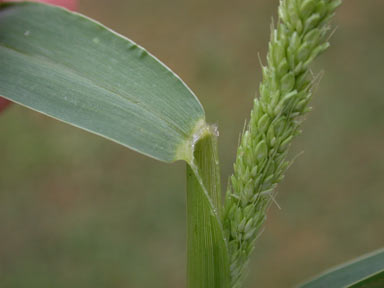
[
  {"xmin": 0, "ymin": 2, "xmax": 205, "ymax": 162},
  {"xmin": 300, "ymin": 248, "xmax": 384, "ymax": 288}
]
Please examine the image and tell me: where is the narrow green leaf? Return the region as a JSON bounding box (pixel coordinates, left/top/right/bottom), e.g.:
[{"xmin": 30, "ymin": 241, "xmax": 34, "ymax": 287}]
[
  {"xmin": 186, "ymin": 125, "xmax": 230, "ymax": 288},
  {"xmin": 0, "ymin": 2, "xmax": 205, "ymax": 162},
  {"xmin": 299, "ymin": 248, "xmax": 384, "ymax": 288},
  {"xmin": 348, "ymin": 270, "xmax": 384, "ymax": 287}
]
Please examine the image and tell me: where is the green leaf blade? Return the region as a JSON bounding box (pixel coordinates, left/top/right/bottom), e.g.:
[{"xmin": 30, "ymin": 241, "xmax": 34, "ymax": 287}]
[
  {"xmin": 0, "ymin": 2, "xmax": 204, "ymax": 162},
  {"xmin": 300, "ymin": 248, "xmax": 384, "ymax": 288},
  {"xmin": 348, "ymin": 270, "xmax": 384, "ymax": 288}
]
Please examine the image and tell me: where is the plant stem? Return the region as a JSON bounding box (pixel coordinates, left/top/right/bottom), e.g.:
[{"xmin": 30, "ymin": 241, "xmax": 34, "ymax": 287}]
[{"xmin": 186, "ymin": 124, "xmax": 230, "ymax": 288}]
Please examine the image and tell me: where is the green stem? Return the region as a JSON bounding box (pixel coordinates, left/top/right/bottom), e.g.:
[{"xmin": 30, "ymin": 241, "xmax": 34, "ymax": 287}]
[{"xmin": 186, "ymin": 124, "xmax": 230, "ymax": 288}]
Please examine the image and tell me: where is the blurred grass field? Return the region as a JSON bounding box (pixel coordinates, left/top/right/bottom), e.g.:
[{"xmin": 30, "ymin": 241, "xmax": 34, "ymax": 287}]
[{"xmin": 1, "ymin": 0, "xmax": 384, "ymax": 287}]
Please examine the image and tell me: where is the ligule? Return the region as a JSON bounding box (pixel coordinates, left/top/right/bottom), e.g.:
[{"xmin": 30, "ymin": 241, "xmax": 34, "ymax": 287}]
[{"xmin": 222, "ymin": 1, "xmax": 341, "ymax": 287}]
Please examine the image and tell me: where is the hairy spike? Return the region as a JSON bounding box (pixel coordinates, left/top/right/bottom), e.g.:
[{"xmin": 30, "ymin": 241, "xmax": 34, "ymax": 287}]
[{"xmin": 222, "ymin": 1, "xmax": 341, "ymax": 287}]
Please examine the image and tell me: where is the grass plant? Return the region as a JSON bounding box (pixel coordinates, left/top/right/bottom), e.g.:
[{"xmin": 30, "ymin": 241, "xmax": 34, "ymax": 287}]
[{"xmin": 1, "ymin": 0, "xmax": 384, "ymax": 287}]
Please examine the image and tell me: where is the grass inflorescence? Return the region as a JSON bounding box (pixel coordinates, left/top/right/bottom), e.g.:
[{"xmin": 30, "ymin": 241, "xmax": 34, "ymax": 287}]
[{"xmin": 222, "ymin": 0, "xmax": 342, "ymax": 287}]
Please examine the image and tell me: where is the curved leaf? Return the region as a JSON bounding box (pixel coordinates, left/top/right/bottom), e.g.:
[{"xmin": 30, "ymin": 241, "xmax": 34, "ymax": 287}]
[
  {"xmin": 0, "ymin": 2, "xmax": 205, "ymax": 162},
  {"xmin": 299, "ymin": 248, "xmax": 384, "ymax": 288},
  {"xmin": 348, "ymin": 270, "xmax": 384, "ymax": 287}
]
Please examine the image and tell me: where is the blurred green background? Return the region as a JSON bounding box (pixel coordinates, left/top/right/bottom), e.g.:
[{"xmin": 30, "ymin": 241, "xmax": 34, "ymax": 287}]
[{"xmin": 1, "ymin": 0, "xmax": 384, "ymax": 287}]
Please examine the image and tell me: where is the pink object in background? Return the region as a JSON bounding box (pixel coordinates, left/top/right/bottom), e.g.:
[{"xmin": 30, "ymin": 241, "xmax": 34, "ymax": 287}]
[
  {"xmin": 0, "ymin": 0, "xmax": 77, "ymax": 113},
  {"xmin": 0, "ymin": 98, "xmax": 10, "ymax": 113},
  {"xmin": 29, "ymin": 0, "xmax": 76, "ymax": 11}
]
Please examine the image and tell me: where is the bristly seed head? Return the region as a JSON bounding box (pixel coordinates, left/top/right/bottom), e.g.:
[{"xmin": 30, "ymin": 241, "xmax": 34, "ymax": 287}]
[{"xmin": 222, "ymin": 1, "xmax": 342, "ymax": 287}]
